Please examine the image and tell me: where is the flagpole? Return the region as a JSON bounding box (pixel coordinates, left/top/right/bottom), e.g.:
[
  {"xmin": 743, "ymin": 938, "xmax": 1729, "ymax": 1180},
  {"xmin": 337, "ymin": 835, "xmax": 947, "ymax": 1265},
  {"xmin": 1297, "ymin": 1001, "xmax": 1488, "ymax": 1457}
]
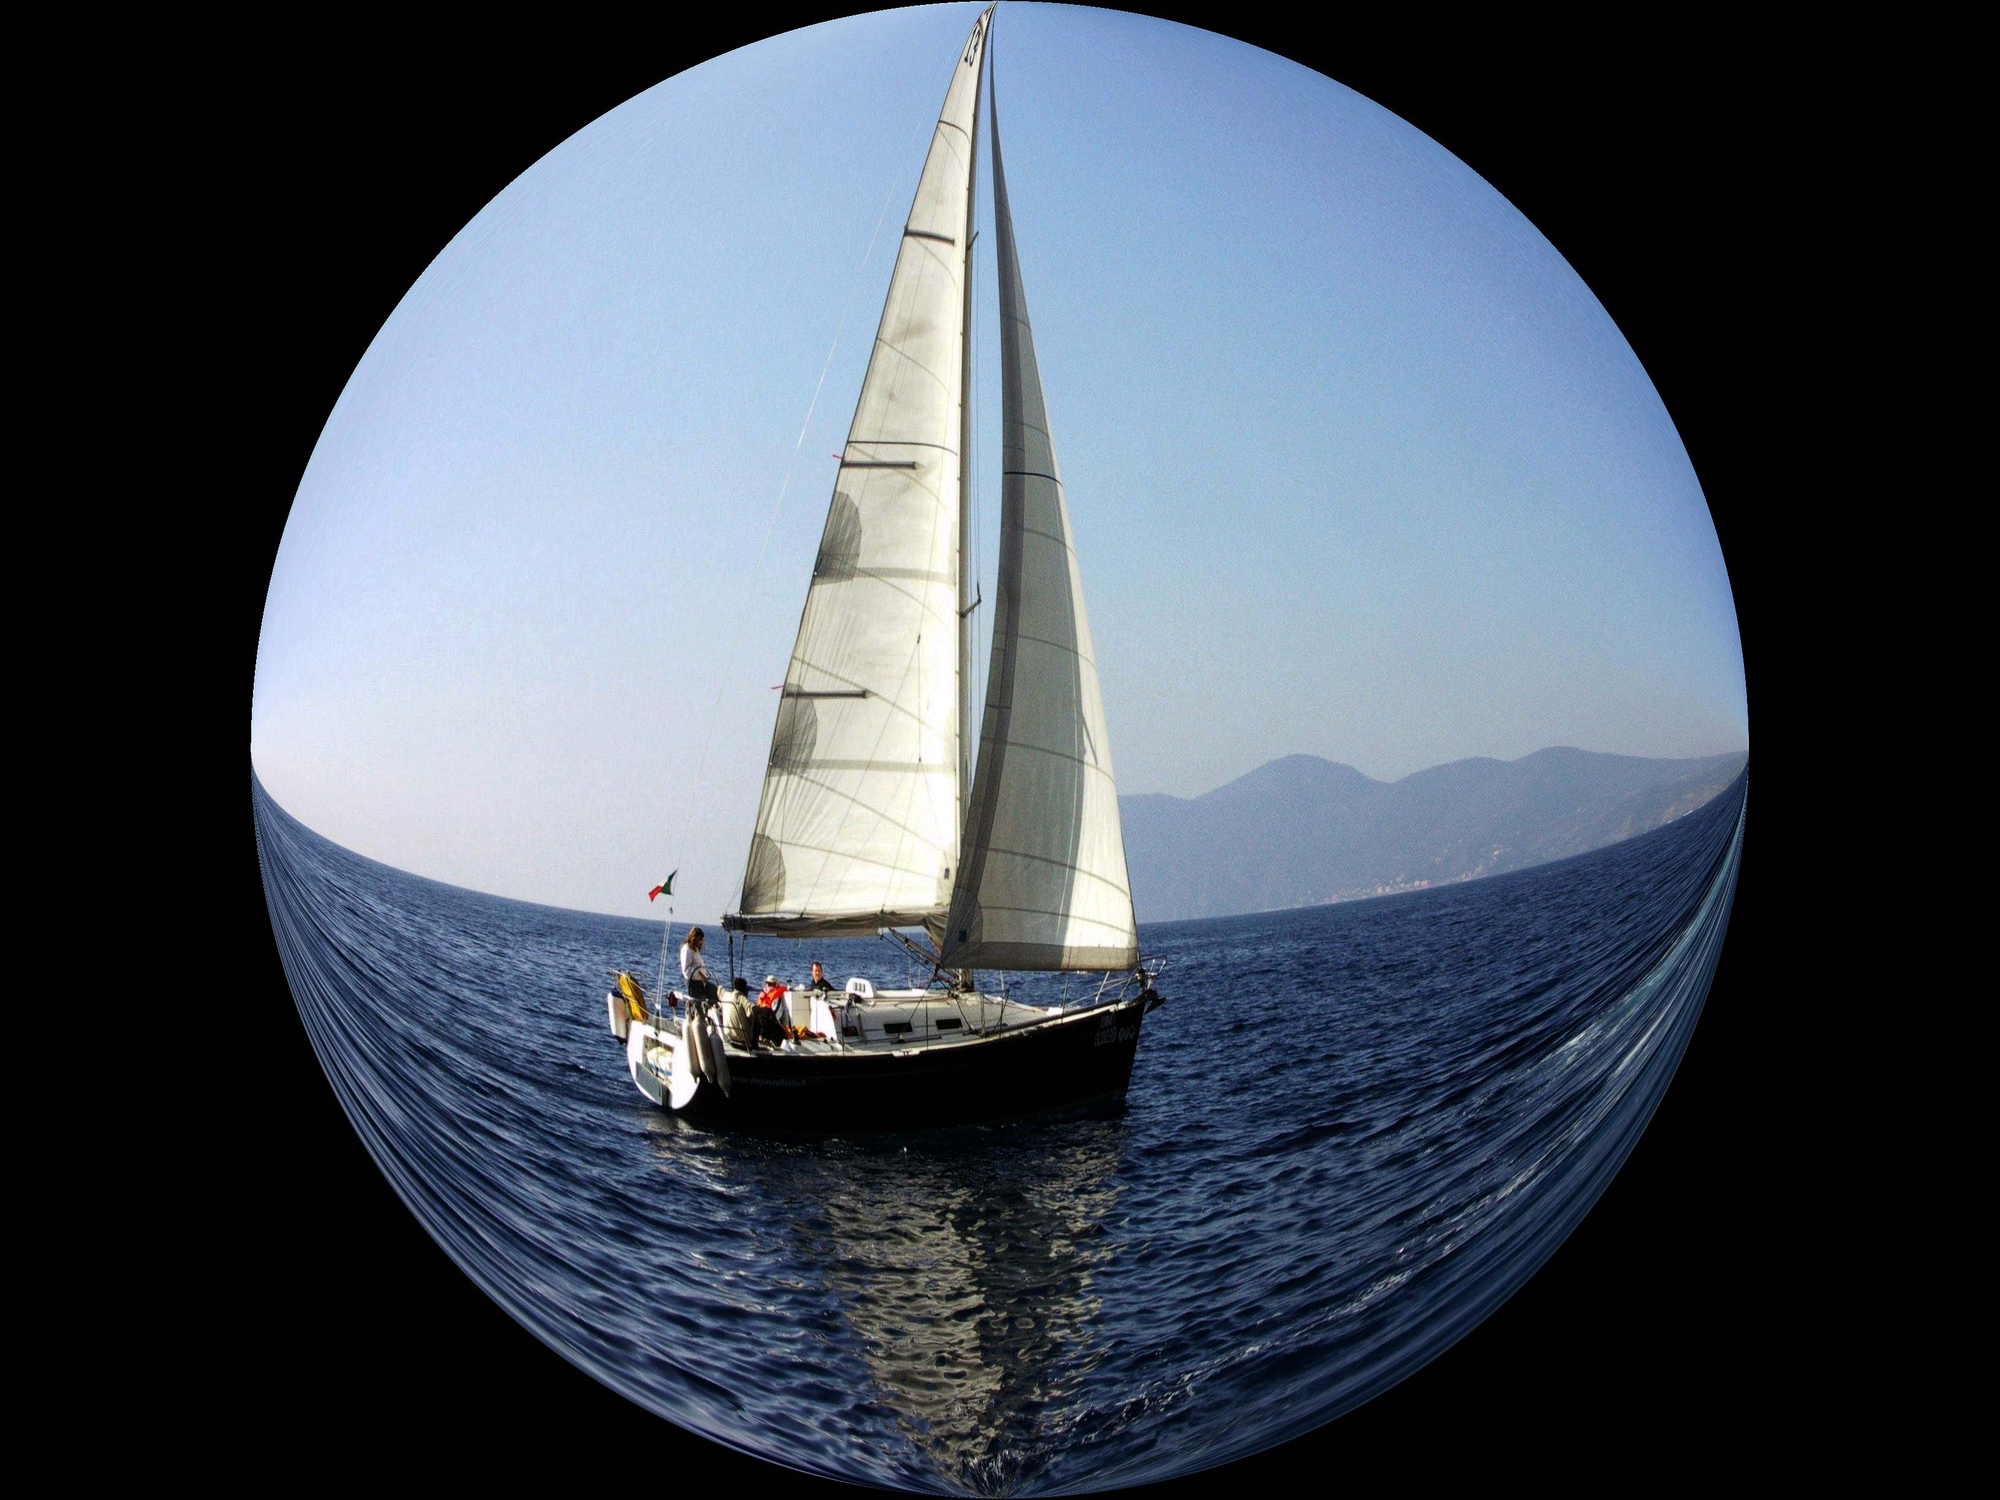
[
  {"xmin": 649, "ymin": 870, "xmax": 678, "ymax": 1008},
  {"xmin": 653, "ymin": 903, "xmax": 673, "ymax": 1004}
]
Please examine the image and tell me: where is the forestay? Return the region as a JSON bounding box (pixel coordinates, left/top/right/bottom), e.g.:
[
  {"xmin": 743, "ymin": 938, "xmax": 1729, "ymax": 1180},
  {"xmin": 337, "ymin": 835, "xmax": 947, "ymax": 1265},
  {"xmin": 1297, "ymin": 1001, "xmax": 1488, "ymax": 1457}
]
[
  {"xmin": 730, "ymin": 6, "xmax": 993, "ymax": 938},
  {"xmin": 938, "ymin": 70, "xmax": 1139, "ymax": 973}
]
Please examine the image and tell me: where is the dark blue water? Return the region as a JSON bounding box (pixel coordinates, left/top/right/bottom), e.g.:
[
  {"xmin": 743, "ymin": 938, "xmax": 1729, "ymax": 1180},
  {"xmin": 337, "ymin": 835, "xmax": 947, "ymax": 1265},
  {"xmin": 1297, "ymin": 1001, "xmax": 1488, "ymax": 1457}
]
[{"xmin": 255, "ymin": 770, "xmax": 1745, "ymax": 1494}]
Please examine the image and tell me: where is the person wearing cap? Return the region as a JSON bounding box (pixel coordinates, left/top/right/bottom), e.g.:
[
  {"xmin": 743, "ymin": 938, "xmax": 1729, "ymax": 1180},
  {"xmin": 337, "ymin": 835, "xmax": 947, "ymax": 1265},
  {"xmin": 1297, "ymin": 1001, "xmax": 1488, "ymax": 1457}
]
[{"xmin": 748, "ymin": 973, "xmax": 791, "ymax": 1049}]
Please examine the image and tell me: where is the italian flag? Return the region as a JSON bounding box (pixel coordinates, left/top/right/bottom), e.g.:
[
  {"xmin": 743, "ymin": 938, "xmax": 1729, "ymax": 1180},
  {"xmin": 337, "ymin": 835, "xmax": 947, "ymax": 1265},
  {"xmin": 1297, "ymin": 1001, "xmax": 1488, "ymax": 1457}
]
[{"xmin": 648, "ymin": 871, "xmax": 677, "ymax": 902}]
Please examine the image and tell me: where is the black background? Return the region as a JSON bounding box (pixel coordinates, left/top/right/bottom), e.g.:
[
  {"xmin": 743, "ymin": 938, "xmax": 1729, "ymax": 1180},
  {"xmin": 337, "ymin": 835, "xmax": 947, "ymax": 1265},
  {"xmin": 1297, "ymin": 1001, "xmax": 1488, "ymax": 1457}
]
[{"xmin": 216, "ymin": 3, "xmax": 1793, "ymax": 1486}]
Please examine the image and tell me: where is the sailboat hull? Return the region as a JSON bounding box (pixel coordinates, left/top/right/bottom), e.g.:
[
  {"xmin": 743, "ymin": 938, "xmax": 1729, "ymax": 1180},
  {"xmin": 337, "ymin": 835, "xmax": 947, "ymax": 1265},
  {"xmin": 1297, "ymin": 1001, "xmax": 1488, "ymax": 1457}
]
[{"xmin": 628, "ymin": 996, "xmax": 1151, "ymax": 1133}]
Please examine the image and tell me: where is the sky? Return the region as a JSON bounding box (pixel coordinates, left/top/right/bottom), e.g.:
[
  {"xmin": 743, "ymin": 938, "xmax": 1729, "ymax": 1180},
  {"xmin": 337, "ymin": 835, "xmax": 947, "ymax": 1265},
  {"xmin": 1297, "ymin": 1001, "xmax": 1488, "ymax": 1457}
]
[{"xmin": 251, "ymin": 2, "xmax": 1748, "ymax": 922}]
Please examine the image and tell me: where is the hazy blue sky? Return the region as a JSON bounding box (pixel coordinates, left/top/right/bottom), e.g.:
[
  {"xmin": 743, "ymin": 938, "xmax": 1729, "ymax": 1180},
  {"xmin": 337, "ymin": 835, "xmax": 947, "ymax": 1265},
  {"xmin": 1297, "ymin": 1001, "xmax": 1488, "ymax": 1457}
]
[{"xmin": 252, "ymin": 2, "xmax": 1747, "ymax": 921}]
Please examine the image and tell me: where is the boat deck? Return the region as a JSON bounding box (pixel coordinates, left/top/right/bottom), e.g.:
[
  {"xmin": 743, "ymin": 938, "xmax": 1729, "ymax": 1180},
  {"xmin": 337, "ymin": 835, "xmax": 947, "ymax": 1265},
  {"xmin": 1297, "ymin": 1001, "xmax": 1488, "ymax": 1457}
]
[{"xmin": 671, "ymin": 989, "xmax": 1079, "ymax": 1058}]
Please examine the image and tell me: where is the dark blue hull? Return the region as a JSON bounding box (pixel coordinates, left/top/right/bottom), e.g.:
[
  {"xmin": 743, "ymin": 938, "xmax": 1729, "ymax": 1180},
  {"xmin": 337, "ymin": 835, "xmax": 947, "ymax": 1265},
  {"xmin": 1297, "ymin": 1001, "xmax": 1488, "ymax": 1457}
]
[{"xmin": 665, "ymin": 996, "xmax": 1152, "ymax": 1134}]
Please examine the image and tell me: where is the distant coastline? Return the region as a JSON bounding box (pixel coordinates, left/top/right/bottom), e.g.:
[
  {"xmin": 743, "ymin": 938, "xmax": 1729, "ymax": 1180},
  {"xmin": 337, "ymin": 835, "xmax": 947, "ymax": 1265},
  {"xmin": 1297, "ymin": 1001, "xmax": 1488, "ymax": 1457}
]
[
  {"xmin": 1121, "ymin": 747, "xmax": 1747, "ymax": 922},
  {"xmin": 257, "ymin": 747, "xmax": 1747, "ymax": 930}
]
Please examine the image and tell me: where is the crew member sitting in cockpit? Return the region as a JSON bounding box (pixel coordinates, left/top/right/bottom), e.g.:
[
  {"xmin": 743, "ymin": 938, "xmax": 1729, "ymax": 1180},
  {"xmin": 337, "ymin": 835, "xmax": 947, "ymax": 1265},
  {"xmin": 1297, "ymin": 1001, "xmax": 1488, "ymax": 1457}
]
[{"xmin": 749, "ymin": 974, "xmax": 791, "ymax": 1050}]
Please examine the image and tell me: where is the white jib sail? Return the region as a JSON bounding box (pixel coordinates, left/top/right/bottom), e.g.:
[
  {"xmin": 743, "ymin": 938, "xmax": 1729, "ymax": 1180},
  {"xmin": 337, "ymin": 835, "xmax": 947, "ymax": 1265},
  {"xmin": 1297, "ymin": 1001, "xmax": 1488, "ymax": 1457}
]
[
  {"xmin": 939, "ymin": 66, "xmax": 1139, "ymax": 973},
  {"xmin": 731, "ymin": 5, "xmax": 993, "ymax": 938}
]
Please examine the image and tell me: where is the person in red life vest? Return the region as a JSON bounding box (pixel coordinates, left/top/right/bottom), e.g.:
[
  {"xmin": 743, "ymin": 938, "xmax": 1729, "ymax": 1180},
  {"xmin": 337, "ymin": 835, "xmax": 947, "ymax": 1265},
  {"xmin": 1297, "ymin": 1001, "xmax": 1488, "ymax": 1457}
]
[{"xmin": 748, "ymin": 974, "xmax": 791, "ymax": 1050}]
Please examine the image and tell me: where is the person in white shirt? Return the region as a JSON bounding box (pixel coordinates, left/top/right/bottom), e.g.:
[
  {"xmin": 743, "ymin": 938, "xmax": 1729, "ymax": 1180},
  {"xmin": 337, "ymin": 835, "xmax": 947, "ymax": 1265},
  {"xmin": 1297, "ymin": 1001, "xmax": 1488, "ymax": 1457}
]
[{"xmin": 679, "ymin": 927, "xmax": 719, "ymax": 1004}]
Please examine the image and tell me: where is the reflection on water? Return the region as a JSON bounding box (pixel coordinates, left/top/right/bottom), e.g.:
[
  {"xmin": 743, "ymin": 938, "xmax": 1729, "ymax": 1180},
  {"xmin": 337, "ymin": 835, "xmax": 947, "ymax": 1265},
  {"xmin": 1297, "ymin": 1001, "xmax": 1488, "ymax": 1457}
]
[{"xmin": 659, "ymin": 1120, "xmax": 1127, "ymax": 1495}]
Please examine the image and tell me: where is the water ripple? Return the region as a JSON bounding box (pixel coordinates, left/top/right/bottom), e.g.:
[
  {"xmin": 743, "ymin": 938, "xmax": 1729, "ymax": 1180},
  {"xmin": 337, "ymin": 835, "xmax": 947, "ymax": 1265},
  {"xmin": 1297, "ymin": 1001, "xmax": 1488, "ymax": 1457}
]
[{"xmin": 256, "ymin": 771, "xmax": 1746, "ymax": 1494}]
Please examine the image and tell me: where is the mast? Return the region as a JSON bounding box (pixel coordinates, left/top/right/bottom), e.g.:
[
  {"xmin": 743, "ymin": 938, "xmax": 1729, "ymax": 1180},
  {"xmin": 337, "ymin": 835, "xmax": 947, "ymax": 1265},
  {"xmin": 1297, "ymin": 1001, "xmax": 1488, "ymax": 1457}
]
[
  {"xmin": 956, "ymin": 7, "xmax": 988, "ymax": 903},
  {"xmin": 937, "ymin": 38, "xmax": 1140, "ymax": 974}
]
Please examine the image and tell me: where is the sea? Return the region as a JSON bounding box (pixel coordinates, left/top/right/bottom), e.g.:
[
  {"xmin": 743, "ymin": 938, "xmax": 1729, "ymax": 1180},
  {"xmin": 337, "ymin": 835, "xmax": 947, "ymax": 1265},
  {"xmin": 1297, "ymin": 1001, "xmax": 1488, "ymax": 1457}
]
[{"xmin": 254, "ymin": 769, "xmax": 1746, "ymax": 1495}]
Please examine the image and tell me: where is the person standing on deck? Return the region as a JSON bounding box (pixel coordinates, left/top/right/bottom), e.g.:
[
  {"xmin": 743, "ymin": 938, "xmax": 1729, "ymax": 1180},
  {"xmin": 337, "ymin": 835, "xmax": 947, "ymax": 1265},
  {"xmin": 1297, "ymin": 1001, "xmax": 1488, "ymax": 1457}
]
[{"xmin": 679, "ymin": 927, "xmax": 719, "ymax": 1005}]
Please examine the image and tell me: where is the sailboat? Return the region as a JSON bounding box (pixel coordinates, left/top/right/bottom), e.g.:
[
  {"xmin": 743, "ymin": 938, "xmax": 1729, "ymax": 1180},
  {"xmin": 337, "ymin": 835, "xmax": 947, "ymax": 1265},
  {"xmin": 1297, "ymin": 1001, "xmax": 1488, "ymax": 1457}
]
[{"xmin": 606, "ymin": 4, "xmax": 1161, "ymax": 1128}]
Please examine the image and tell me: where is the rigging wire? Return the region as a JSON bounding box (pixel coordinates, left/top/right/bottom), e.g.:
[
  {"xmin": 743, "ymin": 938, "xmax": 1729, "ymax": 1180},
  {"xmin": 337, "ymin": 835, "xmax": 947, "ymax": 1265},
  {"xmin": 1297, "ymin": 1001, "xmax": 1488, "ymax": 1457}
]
[
  {"xmin": 652, "ymin": 896, "xmax": 674, "ymax": 1001},
  {"xmin": 670, "ymin": 123, "xmax": 929, "ymax": 878}
]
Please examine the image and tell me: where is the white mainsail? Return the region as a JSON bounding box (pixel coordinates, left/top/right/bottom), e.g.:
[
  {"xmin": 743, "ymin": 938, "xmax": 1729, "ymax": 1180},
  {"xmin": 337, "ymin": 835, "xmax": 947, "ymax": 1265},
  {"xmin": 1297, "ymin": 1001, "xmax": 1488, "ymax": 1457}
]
[
  {"xmin": 730, "ymin": 5, "xmax": 994, "ymax": 937},
  {"xmin": 938, "ymin": 67, "xmax": 1139, "ymax": 973}
]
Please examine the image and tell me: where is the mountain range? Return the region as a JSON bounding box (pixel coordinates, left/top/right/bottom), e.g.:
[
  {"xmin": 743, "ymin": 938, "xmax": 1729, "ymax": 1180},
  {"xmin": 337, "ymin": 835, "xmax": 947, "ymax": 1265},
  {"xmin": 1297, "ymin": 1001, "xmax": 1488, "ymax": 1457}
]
[{"xmin": 1120, "ymin": 747, "xmax": 1748, "ymax": 921}]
